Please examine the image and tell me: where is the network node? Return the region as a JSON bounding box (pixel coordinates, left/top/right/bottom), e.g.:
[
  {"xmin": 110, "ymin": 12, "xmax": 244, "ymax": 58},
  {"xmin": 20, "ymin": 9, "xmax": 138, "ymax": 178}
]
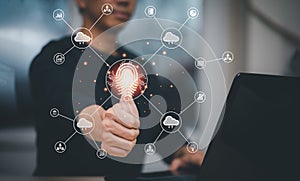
[
  {"xmin": 105, "ymin": 59, "xmax": 148, "ymax": 101},
  {"xmin": 194, "ymin": 91, "xmax": 206, "ymax": 103},
  {"xmin": 54, "ymin": 141, "xmax": 66, "ymax": 154},
  {"xmin": 96, "ymin": 149, "xmax": 107, "ymax": 159},
  {"xmin": 73, "ymin": 113, "xmax": 95, "ymax": 135},
  {"xmin": 222, "ymin": 51, "xmax": 234, "ymax": 63},
  {"xmin": 161, "ymin": 28, "xmax": 183, "ymax": 49},
  {"xmin": 195, "ymin": 57, "xmax": 206, "ymax": 69},
  {"xmin": 53, "ymin": 9, "xmax": 64, "ymax": 21},
  {"xmin": 187, "ymin": 7, "xmax": 199, "ymax": 19},
  {"xmin": 53, "ymin": 53, "xmax": 65, "ymax": 65},
  {"xmin": 144, "ymin": 143, "xmax": 156, "ymax": 155},
  {"xmin": 50, "ymin": 108, "xmax": 59, "ymax": 117},
  {"xmin": 145, "ymin": 6, "xmax": 156, "ymax": 17},
  {"xmin": 160, "ymin": 111, "xmax": 182, "ymax": 133},
  {"xmin": 71, "ymin": 27, "xmax": 93, "ymax": 49},
  {"xmin": 186, "ymin": 142, "xmax": 198, "ymax": 153},
  {"xmin": 101, "ymin": 3, "xmax": 113, "ymax": 15}
]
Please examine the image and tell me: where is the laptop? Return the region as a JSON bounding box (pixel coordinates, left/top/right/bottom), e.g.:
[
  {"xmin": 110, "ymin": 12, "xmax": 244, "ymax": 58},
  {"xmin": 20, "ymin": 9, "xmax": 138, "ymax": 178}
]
[{"xmin": 198, "ymin": 73, "xmax": 300, "ymax": 180}]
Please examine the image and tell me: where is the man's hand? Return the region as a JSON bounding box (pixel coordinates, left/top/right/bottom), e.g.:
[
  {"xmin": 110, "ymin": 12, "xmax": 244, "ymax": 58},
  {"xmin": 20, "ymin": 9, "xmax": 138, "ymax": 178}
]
[
  {"xmin": 169, "ymin": 146, "xmax": 205, "ymax": 173},
  {"xmin": 80, "ymin": 96, "xmax": 140, "ymax": 157}
]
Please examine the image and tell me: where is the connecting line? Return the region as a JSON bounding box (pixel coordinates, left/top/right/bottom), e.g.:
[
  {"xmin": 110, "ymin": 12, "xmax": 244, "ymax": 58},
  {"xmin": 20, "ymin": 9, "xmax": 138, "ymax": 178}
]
[
  {"xmin": 180, "ymin": 100, "xmax": 196, "ymax": 115},
  {"xmin": 89, "ymin": 133, "xmax": 100, "ymax": 150},
  {"xmin": 179, "ymin": 45, "xmax": 198, "ymax": 61},
  {"xmin": 142, "ymin": 94, "xmax": 163, "ymax": 116},
  {"xmin": 178, "ymin": 17, "xmax": 191, "ymax": 31},
  {"xmin": 89, "ymin": 46, "xmax": 109, "ymax": 65},
  {"xmin": 153, "ymin": 15, "xmax": 165, "ymax": 31},
  {"xmin": 64, "ymin": 131, "xmax": 77, "ymax": 144},
  {"xmin": 58, "ymin": 113, "xmax": 75, "ymax": 122},
  {"xmin": 142, "ymin": 45, "xmax": 164, "ymax": 66},
  {"xmin": 153, "ymin": 130, "xmax": 164, "ymax": 144},
  {"xmin": 89, "ymin": 13, "xmax": 104, "ymax": 31},
  {"xmin": 91, "ymin": 95, "xmax": 112, "ymax": 116},
  {"xmin": 204, "ymin": 58, "xmax": 223, "ymax": 63},
  {"xmin": 62, "ymin": 18, "xmax": 74, "ymax": 31},
  {"xmin": 178, "ymin": 130, "xmax": 190, "ymax": 144},
  {"xmin": 63, "ymin": 46, "xmax": 75, "ymax": 56}
]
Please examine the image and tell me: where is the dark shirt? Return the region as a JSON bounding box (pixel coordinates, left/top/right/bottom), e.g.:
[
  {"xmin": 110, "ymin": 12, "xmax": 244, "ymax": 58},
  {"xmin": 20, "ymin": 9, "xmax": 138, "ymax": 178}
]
[{"xmin": 30, "ymin": 36, "xmax": 181, "ymax": 177}]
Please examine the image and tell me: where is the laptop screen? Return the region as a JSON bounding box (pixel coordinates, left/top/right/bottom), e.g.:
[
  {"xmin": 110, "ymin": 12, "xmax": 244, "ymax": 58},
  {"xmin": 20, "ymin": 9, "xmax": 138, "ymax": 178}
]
[{"xmin": 198, "ymin": 73, "xmax": 300, "ymax": 180}]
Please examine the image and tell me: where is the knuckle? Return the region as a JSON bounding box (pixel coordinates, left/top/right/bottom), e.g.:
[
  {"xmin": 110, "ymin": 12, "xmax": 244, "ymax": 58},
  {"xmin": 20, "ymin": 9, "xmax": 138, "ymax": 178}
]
[
  {"xmin": 133, "ymin": 119, "xmax": 140, "ymax": 128},
  {"xmin": 102, "ymin": 119, "xmax": 110, "ymax": 129},
  {"xmin": 135, "ymin": 129, "xmax": 140, "ymax": 137},
  {"xmin": 126, "ymin": 129, "xmax": 139, "ymax": 140},
  {"xmin": 125, "ymin": 131, "xmax": 135, "ymax": 140},
  {"xmin": 128, "ymin": 140, "xmax": 136, "ymax": 149}
]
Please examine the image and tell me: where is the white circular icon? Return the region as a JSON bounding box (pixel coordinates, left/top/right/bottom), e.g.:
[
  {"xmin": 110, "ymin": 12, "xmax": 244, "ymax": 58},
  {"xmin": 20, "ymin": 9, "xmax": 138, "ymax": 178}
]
[
  {"xmin": 195, "ymin": 57, "xmax": 206, "ymax": 70},
  {"xmin": 102, "ymin": 3, "xmax": 113, "ymax": 15},
  {"xmin": 73, "ymin": 113, "xmax": 95, "ymax": 135},
  {"xmin": 160, "ymin": 111, "xmax": 182, "ymax": 133},
  {"xmin": 187, "ymin": 7, "xmax": 199, "ymax": 19},
  {"xmin": 144, "ymin": 143, "xmax": 156, "ymax": 155},
  {"xmin": 194, "ymin": 91, "xmax": 206, "ymax": 103},
  {"xmin": 222, "ymin": 51, "xmax": 234, "ymax": 63},
  {"xmin": 53, "ymin": 9, "xmax": 64, "ymax": 21},
  {"xmin": 71, "ymin": 27, "xmax": 93, "ymax": 49},
  {"xmin": 50, "ymin": 108, "xmax": 59, "ymax": 117},
  {"xmin": 96, "ymin": 149, "xmax": 107, "ymax": 159},
  {"xmin": 53, "ymin": 53, "xmax": 65, "ymax": 65},
  {"xmin": 187, "ymin": 142, "xmax": 199, "ymax": 153},
  {"xmin": 161, "ymin": 28, "xmax": 183, "ymax": 49},
  {"xmin": 145, "ymin": 6, "xmax": 156, "ymax": 17},
  {"xmin": 54, "ymin": 141, "xmax": 66, "ymax": 154}
]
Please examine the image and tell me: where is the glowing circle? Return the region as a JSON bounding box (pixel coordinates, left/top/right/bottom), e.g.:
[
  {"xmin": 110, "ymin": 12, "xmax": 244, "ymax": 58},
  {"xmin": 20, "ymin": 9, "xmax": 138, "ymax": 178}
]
[{"xmin": 106, "ymin": 59, "xmax": 148, "ymax": 100}]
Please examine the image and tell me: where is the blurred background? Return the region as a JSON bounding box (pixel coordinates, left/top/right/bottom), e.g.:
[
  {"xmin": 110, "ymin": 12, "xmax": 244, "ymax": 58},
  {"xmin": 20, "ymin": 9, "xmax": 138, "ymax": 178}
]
[{"xmin": 0, "ymin": 0, "xmax": 299, "ymax": 176}]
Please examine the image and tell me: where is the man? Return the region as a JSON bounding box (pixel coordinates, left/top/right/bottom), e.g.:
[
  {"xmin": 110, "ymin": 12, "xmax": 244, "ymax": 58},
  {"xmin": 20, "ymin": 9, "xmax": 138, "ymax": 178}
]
[{"xmin": 30, "ymin": 0, "xmax": 204, "ymax": 177}]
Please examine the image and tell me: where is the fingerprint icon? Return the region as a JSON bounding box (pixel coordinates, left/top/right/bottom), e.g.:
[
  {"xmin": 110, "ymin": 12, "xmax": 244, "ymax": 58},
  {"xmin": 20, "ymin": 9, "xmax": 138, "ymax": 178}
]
[{"xmin": 115, "ymin": 62, "xmax": 139, "ymax": 99}]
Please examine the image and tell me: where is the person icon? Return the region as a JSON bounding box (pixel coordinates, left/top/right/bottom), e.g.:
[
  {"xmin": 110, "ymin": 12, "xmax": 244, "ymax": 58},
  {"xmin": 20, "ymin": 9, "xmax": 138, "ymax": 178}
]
[
  {"xmin": 102, "ymin": 3, "xmax": 113, "ymax": 15},
  {"xmin": 54, "ymin": 141, "xmax": 66, "ymax": 154},
  {"xmin": 144, "ymin": 143, "xmax": 156, "ymax": 155},
  {"xmin": 222, "ymin": 51, "xmax": 234, "ymax": 63},
  {"xmin": 57, "ymin": 143, "xmax": 65, "ymax": 151},
  {"xmin": 224, "ymin": 53, "xmax": 232, "ymax": 61},
  {"xmin": 146, "ymin": 145, "xmax": 154, "ymax": 153},
  {"xmin": 104, "ymin": 5, "xmax": 111, "ymax": 13}
]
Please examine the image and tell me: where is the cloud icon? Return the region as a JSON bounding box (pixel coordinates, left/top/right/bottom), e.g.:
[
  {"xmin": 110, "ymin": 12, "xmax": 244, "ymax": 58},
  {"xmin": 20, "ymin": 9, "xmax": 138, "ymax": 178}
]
[
  {"xmin": 163, "ymin": 116, "xmax": 179, "ymax": 128},
  {"xmin": 163, "ymin": 32, "xmax": 180, "ymax": 44},
  {"xmin": 77, "ymin": 118, "xmax": 93, "ymax": 129},
  {"xmin": 74, "ymin": 32, "xmax": 91, "ymax": 43}
]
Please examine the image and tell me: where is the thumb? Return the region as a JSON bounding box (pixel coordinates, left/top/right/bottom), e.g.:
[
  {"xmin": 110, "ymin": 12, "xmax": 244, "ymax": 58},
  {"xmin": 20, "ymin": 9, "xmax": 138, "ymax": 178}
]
[{"xmin": 119, "ymin": 95, "xmax": 139, "ymax": 118}]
